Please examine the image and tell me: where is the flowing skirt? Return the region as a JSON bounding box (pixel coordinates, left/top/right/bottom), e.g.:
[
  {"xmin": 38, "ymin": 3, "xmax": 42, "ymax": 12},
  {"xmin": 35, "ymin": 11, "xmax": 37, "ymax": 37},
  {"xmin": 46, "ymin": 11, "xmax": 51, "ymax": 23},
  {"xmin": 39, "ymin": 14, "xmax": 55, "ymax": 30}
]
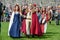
[
  {"xmin": 9, "ymin": 14, "xmax": 21, "ymax": 37},
  {"xmin": 21, "ymin": 19, "xmax": 26, "ymax": 34},
  {"xmin": 30, "ymin": 13, "xmax": 43, "ymax": 36}
]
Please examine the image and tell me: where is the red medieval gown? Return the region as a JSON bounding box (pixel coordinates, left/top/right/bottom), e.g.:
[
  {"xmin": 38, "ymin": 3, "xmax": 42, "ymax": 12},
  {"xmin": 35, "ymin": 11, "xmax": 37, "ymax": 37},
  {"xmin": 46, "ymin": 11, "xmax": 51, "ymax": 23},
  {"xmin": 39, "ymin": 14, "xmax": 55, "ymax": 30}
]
[{"xmin": 30, "ymin": 12, "xmax": 43, "ymax": 36}]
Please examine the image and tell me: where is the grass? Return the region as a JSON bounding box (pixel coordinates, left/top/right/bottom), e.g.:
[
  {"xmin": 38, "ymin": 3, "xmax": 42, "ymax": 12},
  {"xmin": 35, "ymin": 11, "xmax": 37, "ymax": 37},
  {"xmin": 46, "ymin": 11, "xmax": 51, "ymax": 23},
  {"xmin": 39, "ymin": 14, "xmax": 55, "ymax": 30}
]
[{"xmin": 1, "ymin": 21, "xmax": 60, "ymax": 40}]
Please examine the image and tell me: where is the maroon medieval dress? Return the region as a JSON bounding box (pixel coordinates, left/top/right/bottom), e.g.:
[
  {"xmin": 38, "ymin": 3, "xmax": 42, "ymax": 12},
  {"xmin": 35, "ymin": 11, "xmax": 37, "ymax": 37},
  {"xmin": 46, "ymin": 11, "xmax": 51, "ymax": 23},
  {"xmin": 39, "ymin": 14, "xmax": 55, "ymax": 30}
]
[{"xmin": 21, "ymin": 11, "xmax": 27, "ymax": 34}]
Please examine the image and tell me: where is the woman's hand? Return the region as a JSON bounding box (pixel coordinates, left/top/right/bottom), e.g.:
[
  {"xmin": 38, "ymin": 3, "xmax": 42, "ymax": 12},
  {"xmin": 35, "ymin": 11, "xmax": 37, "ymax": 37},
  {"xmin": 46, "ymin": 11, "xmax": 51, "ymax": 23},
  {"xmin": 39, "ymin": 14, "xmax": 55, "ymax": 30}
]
[{"xmin": 23, "ymin": 15, "xmax": 27, "ymax": 18}]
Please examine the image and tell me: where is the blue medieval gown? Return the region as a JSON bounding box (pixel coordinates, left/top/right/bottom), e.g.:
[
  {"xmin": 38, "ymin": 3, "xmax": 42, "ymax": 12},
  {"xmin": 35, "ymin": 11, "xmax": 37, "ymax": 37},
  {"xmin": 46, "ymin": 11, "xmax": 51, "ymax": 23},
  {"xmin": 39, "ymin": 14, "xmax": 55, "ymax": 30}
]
[{"xmin": 8, "ymin": 12, "xmax": 21, "ymax": 37}]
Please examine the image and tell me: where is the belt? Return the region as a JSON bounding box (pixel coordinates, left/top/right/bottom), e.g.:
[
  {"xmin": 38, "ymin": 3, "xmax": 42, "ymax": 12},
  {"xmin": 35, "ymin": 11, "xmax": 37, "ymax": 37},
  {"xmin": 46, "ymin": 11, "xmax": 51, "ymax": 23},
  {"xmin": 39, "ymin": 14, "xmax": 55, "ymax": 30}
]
[{"xmin": 26, "ymin": 18, "xmax": 31, "ymax": 20}]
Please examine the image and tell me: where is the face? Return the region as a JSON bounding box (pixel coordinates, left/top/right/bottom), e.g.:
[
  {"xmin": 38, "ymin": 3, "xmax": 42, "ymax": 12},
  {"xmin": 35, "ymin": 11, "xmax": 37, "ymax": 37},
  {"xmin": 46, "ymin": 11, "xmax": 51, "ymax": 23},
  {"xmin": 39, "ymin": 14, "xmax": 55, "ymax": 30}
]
[
  {"xmin": 24, "ymin": 5, "xmax": 28, "ymax": 9},
  {"xmin": 36, "ymin": 7, "xmax": 39, "ymax": 12},
  {"xmin": 32, "ymin": 6, "xmax": 36, "ymax": 12},
  {"xmin": 16, "ymin": 6, "xmax": 19, "ymax": 11},
  {"xmin": 42, "ymin": 7, "xmax": 46, "ymax": 12},
  {"xmin": 43, "ymin": 8, "xmax": 45, "ymax": 11},
  {"xmin": 28, "ymin": 6, "xmax": 31, "ymax": 12}
]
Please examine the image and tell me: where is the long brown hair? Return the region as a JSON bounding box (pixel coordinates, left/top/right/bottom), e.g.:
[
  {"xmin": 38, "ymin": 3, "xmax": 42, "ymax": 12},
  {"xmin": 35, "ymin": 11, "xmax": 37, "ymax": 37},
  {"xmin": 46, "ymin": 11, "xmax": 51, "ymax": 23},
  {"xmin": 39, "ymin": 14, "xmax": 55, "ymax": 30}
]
[
  {"xmin": 41, "ymin": 7, "xmax": 46, "ymax": 14},
  {"xmin": 13, "ymin": 4, "xmax": 20, "ymax": 12}
]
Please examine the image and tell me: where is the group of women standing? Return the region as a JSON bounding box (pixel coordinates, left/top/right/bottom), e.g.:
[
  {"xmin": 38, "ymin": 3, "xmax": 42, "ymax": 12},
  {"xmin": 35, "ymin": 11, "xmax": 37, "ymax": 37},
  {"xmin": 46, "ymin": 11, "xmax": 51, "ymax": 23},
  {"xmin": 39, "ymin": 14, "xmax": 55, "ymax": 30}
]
[{"xmin": 8, "ymin": 3, "xmax": 50, "ymax": 38}]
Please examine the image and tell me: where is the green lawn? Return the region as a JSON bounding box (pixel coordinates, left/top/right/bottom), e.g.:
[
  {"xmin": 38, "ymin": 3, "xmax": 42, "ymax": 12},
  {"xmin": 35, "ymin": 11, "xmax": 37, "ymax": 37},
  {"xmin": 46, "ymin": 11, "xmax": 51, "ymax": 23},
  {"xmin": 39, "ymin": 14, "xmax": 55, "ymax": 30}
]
[{"xmin": 1, "ymin": 21, "xmax": 60, "ymax": 40}]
